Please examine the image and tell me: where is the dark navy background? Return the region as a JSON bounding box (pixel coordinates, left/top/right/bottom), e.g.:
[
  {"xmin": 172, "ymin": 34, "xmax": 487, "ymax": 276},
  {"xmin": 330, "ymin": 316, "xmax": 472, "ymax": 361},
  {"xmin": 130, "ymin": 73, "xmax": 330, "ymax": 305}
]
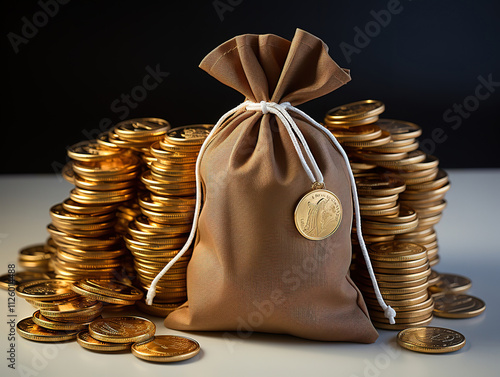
[{"xmin": 3, "ymin": 0, "xmax": 500, "ymax": 173}]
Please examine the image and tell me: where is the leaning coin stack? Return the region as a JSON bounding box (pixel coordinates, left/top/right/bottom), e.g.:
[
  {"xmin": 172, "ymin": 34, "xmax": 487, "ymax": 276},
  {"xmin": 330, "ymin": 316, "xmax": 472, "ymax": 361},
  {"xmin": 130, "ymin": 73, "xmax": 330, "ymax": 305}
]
[
  {"xmin": 324, "ymin": 100, "xmax": 450, "ymax": 266},
  {"xmin": 126, "ymin": 124, "xmax": 212, "ymax": 313},
  {"xmin": 353, "ymin": 241, "xmax": 433, "ymax": 330}
]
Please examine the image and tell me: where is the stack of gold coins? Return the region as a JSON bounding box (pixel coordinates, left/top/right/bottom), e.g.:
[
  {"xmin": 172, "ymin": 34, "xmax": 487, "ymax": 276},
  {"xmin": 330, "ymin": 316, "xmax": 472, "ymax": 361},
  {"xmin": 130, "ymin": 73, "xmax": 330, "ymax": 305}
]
[
  {"xmin": 48, "ymin": 199, "xmax": 125, "ymax": 280},
  {"xmin": 47, "ymin": 139, "xmax": 143, "ymax": 280},
  {"xmin": 396, "ymin": 169, "xmax": 450, "ymax": 266},
  {"xmin": 353, "ymin": 241, "xmax": 433, "ymax": 330},
  {"xmin": 18, "ymin": 244, "xmax": 53, "ymax": 273},
  {"xmin": 324, "ymin": 100, "xmax": 453, "ymax": 330},
  {"xmin": 324, "ymin": 101, "xmax": 450, "ymax": 266},
  {"xmin": 97, "ymin": 118, "xmax": 172, "ymax": 279},
  {"xmin": 354, "ymin": 173, "xmax": 415, "ymax": 242},
  {"xmin": 125, "ymin": 124, "xmax": 212, "ymax": 311}
]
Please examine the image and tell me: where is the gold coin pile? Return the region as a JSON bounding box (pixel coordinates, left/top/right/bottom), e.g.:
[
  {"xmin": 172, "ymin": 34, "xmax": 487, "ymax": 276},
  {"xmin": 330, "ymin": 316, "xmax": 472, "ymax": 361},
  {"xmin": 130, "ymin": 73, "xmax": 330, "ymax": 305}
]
[
  {"xmin": 45, "ymin": 118, "xmax": 171, "ymax": 281},
  {"xmin": 354, "ymin": 241, "xmax": 433, "ymax": 330},
  {"xmin": 126, "ymin": 124, "xmax": 212, "ymax": 313},
  {"xmin": 79, "ymin": 316, "xmax": 200, "ymax": 362},
  {"xmin": 16, "ymin": 306, "xmax": 201, "ymax": 363},
  {"xmin": 16, "ymin": 279, "xmax": 103, "ymax": 339}
]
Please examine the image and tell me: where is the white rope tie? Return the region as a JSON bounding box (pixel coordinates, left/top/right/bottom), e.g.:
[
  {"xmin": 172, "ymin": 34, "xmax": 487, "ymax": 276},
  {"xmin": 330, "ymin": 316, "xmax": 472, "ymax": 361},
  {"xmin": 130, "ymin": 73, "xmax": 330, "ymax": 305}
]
[{"xmin": 145, "ymin": 100, "xmax": 397, "ymax": 325}]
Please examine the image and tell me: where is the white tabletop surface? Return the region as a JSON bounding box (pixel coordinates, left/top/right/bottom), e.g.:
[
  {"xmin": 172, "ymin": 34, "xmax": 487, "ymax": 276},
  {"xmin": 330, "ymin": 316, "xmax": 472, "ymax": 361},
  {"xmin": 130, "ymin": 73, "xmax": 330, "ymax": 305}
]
[{"xmin": 1, "ymin": 170, "xmax": 499, "ymax": 377}]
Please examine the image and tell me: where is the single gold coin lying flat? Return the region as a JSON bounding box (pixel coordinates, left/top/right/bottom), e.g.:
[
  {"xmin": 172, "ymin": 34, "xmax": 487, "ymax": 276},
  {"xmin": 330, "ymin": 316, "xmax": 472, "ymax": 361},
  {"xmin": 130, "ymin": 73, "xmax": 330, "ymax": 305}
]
[
  {"xmin": 397, "ymin": 326, "xmax": 466, "ymax": 353},
  {"xmin": 89, "ymin": 316, "xmax": 155, "ymax": 343},
  {"xmin": 433, "ymin": 293, "xmax": 486, "ymax": 318},
  {"xmin": 131, "ymin": 335, "xmax": 200, "ymax": 362},
  {"xmin": 294, "ymin": 189, "xmax": 342, "ymax": 240},
  {"xmin": 77, "ymin": 330, "xmax": 132, "ymax": 352},
  {"xmin": 16, "ymin": 279, "xmax": 77, "ymax": 301},
  {"xmin": 16, "ymin": 317, "xmax": 79, "ymax": 342},
  {"xmin": 428, "ymin": 272, "xmax": 472, "ymax": 294}
]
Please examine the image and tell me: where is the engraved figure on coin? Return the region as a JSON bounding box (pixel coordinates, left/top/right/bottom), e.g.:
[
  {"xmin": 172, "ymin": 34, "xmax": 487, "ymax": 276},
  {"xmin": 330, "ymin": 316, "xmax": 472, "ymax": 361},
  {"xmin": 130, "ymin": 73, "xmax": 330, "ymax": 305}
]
[
  {"xmin": 302, "ymin": 198, "xmax": 335, "ymax": 238},
  {"xmin": 182, "ymin": 128, "xmax": 210, "ymax": 139}
]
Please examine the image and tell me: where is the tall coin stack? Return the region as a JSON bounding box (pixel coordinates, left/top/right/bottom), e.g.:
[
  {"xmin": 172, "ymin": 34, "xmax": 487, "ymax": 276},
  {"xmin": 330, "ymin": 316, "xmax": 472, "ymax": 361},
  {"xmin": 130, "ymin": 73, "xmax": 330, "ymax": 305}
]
[
  {"xmin": 48, "ymin": 141, "xmax": 140, "ymax": 280},
  {"xmin": 125, "ymin": 124, "xmax": 212, "ymax": 316},
  {"xmin": 324, "ymin": 100, "xmax": 450, "ymax": 329},
  {"xmin": 96, "ymin": 118, "xmax": 172, "ymax": 236}
]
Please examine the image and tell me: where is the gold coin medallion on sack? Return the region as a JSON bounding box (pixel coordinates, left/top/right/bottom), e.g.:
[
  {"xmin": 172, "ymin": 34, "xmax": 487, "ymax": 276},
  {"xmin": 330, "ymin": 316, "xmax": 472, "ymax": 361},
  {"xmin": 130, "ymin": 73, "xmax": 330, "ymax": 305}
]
[
  {"xmin": 397, "ymin": 326, "xmax": 466, "ymax": 353},
  {"xmin": 294, "ymin": 189, "xmax": 342, "ymax": 240}
]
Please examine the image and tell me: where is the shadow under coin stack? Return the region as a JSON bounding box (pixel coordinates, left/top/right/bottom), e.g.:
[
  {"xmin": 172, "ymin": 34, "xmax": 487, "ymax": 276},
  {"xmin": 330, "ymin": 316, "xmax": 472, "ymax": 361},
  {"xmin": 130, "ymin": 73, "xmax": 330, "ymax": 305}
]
[
  {"xmin": 324, "ymin": 100, "xmax": 451, "ymax": 330},
  {"xmin": 125, "ymin": 124, "xmax": 212, "ymax": 316}
]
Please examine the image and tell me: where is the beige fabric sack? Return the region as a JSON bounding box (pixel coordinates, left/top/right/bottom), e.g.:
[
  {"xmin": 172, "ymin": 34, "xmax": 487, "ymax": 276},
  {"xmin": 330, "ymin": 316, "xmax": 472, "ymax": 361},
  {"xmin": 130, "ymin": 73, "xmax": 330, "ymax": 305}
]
[{"xmin": 147, "ymin": 29, "xmax": 396, "ymax": 343}]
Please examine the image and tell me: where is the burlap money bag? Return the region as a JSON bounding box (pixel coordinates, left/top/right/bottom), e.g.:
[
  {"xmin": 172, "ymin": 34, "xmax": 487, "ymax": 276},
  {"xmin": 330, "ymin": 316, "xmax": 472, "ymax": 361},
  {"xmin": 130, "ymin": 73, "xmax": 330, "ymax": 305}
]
[{"xmin": 146, "ymin": 29, "xmax": 395, "ymax": 342}]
